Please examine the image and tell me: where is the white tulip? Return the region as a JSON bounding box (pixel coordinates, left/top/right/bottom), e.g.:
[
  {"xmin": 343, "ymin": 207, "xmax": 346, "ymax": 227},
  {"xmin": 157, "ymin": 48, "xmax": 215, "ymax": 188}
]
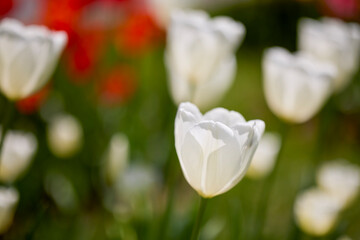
[
  {"xmin": 0, "ymin": 130, "xmax": 37, "ymax": 183},
  {"xmin": 294, "ymin": 188, "xmax": 341, "ymax": 237},
  {"xmin": 0, "ymin": 187, "xmax": 19, "ymax": 234},
  {"xmin": 246, "ymin": 132, "xmax": 281, "ymax": 179},
  {"xmin": 147, "ymin": 0, "xmax": 241, "ymax": 28},
  {"xmin": 298, "ymin": 18, "xmax": 360, "ymax": 92},
  {"xmin": 44, "ymin": 172, "xmax": 79, "ymax": 213},
  {"xmin": 263, "ymin": 47, "xmax": 337, "ymax": 123},
  {"xmin": 0, "ymin": 18, "xmax": 67, "ymax": 100},
  {"xmin": 47, "ymin": 114, "xmax": 83, "ymax": 158},
  {"xmin": 175, "ymin": 102, "xmax": 265, "ymax": 198},
  {"xmin": 166, "ymin": 10, "xmax": 245, "ymax": 110},
  {"xmin": 317, "ymin": 159, "xmax": 360, "ymax": 208},
  {"xmin": 147, "ymin": 0, "xmax": 194, "ymax": 28},
  {"xmin": 104, "ymin": 133, "xmax": 129, "ymax": 185}
]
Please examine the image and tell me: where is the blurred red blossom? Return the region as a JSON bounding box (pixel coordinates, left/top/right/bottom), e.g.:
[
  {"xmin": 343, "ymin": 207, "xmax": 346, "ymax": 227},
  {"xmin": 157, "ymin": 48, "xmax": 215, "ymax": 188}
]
[
  {"xmin": 98, "ymin": 66, "xmax": 137, "ymax": 106},
  {"xmin": 321, "ymin": 0, "xmax": 360, "ymax": 21},
  {"xmin": 116, "ymin": 11, "xmax": 164, "ymax": 56},
  {"xmin": 42, "ymin": 0, "xmax": 94, "ymax": 46},
  {"xmin": 65, "ymin": 31, "xmax": 105, "ymax": 83},
  {"xmin": 16, "ymin": 86, "xmax": 50, "ymax": 115},
  {"xmin": 0, "ymin": 0, "xmax": 13, "ymax": 17}
]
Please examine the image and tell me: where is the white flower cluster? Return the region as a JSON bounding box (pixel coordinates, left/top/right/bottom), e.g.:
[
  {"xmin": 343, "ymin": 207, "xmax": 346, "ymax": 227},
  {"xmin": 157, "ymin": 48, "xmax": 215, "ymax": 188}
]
[{"xmin": 294, "ymin": 159, "xmax": 360, "ymax": 236}]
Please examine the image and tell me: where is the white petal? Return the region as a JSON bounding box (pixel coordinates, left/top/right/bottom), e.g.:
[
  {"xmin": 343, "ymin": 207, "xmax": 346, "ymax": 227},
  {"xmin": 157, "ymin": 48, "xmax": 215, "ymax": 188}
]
[
  {"xmin": 193, "ymin": 55, "xmax": 236, "ymax": 110},
  {"xmin": 0, "ymin": 131, "xmax": 37, "ymax": 182},
  {"xmin": 180, "ymin": 121, "xmax": 238, "ymax": 197},
  {"xmin": 203, "ymin": 107, "xmax": 245, "ymax": 127},
  {"xmin": 174, "ymin": 102, "xmax": 202, "ymax": 157},
  {"xmin": 263, "ymin": 47, "xmax": 334, "ymax": 123}
]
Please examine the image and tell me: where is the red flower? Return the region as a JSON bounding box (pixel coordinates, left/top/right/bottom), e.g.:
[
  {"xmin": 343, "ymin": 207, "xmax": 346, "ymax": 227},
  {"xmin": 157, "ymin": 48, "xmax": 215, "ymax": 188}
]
[
  {"xmin": 65, "ymin": 30, "xmax": 105, "ymax": 83},
  {"xmin": 98, "ymin": 66, "xmax": 137, "ymax": 106},
  {"xmin": 116, "ymin": 11, "xmax": 164, "ymax": 56},
  {"xmin": 16, "ymin": 86, "xmax": 50, "ymax": 115},
  {"xmin": 321, "ymin": 0, "xmax": 360, "ymax": 20},
  {"xmin": 0, "ymin": 0, "xmax": 13, "ymax": 17}
]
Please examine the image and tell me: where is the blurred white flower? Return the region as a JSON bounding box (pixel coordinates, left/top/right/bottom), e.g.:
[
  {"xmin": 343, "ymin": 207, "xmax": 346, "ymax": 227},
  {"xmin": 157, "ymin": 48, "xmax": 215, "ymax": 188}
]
[
  {"xmin": 166, "ymin": 10, "xmax": 245, "ymax": 110},
  {"xmin": 47, "ymin": 114, "xmax": 83, "ymax": 158},
  {"xmin": 298, "ymin": 18, "xmax": 360, "ymax": 92},
  {"xmin": 294, "ymin": 188, "xmax": 342, "ymax": 237},
  {"xmin": 110, "ymin": 164, "xmax": 158, "ymax": 219},
  {"xmin": 0, "ymin": 130, "xmax": 37, "ymax": 183},
  {"xmin": 147, "ymin": 0, "xmax": 194, "ymax": 28},
  {"xmin": 317, "ymin": 159, "xmax": 360, "ymax": 208},
  {"xmin": 104, "ymin": 133, "xmax": 129, "ymax": 185},
  {"xmin": 175, "ymin": 102, "xmax": 265, "ymax": 198},
  {"xmin": 44, "ymin": 172, "xmax": 79, "ymax": 213},
  {"xmin": 0, "ymin": 187, "xmax": 19, "ymax": 234},
  {"xmin": 148, "ymin": 0, "xmax": 242, "ymax": 28},
  {"xmin": 246, "ymin": 132, "xmax": 281, "ymax": 179},
  {"xmin": 201, "ymin": 217, "xmax": 226, "ymax": 240},
  {"xmin": 0, "ymin": 18, "xmax": 67, "ymax": 100},
  {"xmin": 337, "ymin": 236, "xmax": 352, "ymax": 240},
  {"xmin": 263, "ymin": 47, "xmax": 337, "ymax": 123}
]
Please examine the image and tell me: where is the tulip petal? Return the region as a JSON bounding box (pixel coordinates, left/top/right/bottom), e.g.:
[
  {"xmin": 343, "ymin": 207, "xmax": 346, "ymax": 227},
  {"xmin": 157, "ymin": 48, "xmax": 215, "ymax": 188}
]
[
  {"xmin": 203, "ymin": 107, "xmax": 245, "ymax": 127},
  {"xmin": 193, "ymin": 55, "xmax": 236, "ymax": 109},
  {"xmin": 175, "ymin": 102, "xmax": 202, "ymax": 154},
  {"xmin": 181, "ymin": 121, "xmax": 238, "ymax": 197}
]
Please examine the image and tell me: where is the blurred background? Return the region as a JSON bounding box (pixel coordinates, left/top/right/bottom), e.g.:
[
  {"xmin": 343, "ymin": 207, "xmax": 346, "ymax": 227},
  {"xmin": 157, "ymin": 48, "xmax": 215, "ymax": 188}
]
[{"xmin": 0, "ymin": 0, "xmax": 360, "ymax": 239}]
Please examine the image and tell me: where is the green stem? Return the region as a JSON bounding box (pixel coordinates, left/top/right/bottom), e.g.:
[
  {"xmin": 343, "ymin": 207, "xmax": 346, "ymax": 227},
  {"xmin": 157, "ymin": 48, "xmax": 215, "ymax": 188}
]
[
  {"xmin": 190, "ymin": 197, "xmax": 209, "ymax": 240},
  {"xmin": 287, "ymin": 104, "xmax": 334, "ymax": 240},
  {"xmin": 253, "ymin": 121, "xmax": 290, "ymax": 240},
  {"xmin": 156, "ymin": 155, "xmax": 179, "ymax": 240},
  {"xmin": 0, "ymin": 100, "xmax": 15, "ymax": 171}
]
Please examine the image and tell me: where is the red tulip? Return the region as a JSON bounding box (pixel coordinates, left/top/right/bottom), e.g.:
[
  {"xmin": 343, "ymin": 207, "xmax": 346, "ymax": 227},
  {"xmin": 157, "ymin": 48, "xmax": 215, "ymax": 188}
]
[
  {"xmin": 116, "ymin": 11, "xmax": 163, "ymax": 56},
  {"xmin": 98, "ymin": 67, "xmax": 137, "ymax": 106},
  {"xmin": 16, "ymin": 86, "xmax": 50, "ymax": 115},
  {"xmin": 0, "ymin": 0, "xmax": 13, "ymax": 17}
]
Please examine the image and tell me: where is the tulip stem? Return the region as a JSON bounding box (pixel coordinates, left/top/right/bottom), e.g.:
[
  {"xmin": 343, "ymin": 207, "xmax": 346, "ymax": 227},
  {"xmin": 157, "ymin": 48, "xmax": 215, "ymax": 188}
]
[
  {"xmin": 253, "ymin": 122, "xmax": 290, "ymax": 240},
  {"xmin": 287, "ymin": 104, "xmax": 334, "ymax": 240},
  {"xmin": 0, "ymin": 99, "xmax": 15, "ymax": 171},
  {"xmin": 190, "ymin": 197, "xmax": 208, "ymax": 240}
]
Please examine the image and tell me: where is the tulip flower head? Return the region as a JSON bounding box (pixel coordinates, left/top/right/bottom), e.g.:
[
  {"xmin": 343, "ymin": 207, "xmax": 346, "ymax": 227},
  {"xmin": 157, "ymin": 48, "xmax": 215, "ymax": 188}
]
[
  {"xmin": 298, "ymin": 18, "xmax": 360, "ymax": 92},
  {"xmin": 104, "ymin": 133, "xmax": 129, "ymax": 185},
  {"xmin": 246, "ymin": 132, "xmax": 281, "ymax": 179},
  {"xmin": 0, "ymin": 18, "xmax": 67, "ymax": 100},
  {"xmin": 47, "ymin": 114, "xmax": 83, "ymax": 158},
  {"xmin": 263, "ymin": 47, "xmax": 337, "ymax": 123},
  {"xmin": 166, "ymin": 10, "xmax": 245, "ymax": 110},
  {"xmin": 294, "ymin": 188, "xmax": 342, "ymax": 236},
  {"xmin": 0, "ymin": 187, "xmax": 18, "ymax": 234},
  {"xmin": 175, "ymin": 102, "xmax": 265, "ymax": 198},
  {"xmin": 148, "ymin": 0, "xmax": 195, "ymax": 28},
  {"xmin": 317, "ymin": 159, "xmax": 360, "ymax": 208},
  {"xmin": 0, "ymin": 130, "xmax": 37, "ymax": 183}
]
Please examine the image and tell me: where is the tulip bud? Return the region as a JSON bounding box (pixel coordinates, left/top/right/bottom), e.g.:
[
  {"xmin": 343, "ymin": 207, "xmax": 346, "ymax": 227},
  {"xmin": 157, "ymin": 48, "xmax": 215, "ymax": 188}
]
[
  {"xmin": 317, "ymin": 159, "xmax": 360, "ymax": 208},
  {"xmin": 44, "ymin": 172, "xmax": 79, "ymax": 213},
  {"xmin": 0, "ymin": 130, "xmax": 37, "ymax": 183},
  {"xmin": 175, "ymin": 102, "xmax": 265, "ymax": 198},
  {"xmin": 47, "ymin": 114, "xmax": 83, "ymax": 158},
  {"xmin": 104, "ymin": 133, "xmax": 129, "ymax": 185},
  {"xmin": 298, "ymin": 18, "xmax": 360, "ymax": 92},
  {"xmin": 263, "ymin": 47, "xmax": 337, "ymax": 123},
  {"xmin": 0, "ymin": 187, "xmax": 19, "ymax": 234},
  {"xmin": 166, "ymin": 10, "xmax": 245, "ymax": 110},
  {"xmin": 246, "ymin": 132, "xmax": 281, "ymax": 179},
  {"xmin": 0, "ymin": 18, "xmax": 67, "ymax": 100},
  {"xmin": 294, "ymin": 188, "xmax": 341, "ymax": 237}
]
